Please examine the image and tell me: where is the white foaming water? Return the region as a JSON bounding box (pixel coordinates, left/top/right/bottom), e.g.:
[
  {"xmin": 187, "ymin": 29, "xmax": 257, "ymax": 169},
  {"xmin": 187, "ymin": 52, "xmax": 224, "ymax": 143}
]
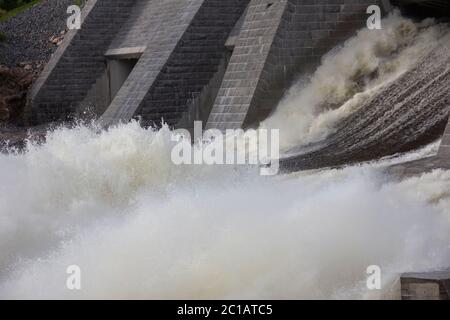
[
  {"xmin": 0, "ymin": 122, "xmax": 449, "ymax": 299},
  {"xmin": 262, "ymin": 13, "xmax": 450, "ymax": 151},
  {"xmin": 1, "ymin": 13, "xmax": 450, "ymax": 300}
]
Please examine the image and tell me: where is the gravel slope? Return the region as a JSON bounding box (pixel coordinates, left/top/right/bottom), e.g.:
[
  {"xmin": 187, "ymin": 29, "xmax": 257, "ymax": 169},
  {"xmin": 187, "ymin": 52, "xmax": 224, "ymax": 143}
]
[
  {"xmin": 0, "ymin": 1, "xmax": 86, "ymax": 147},
  {"xmin": 0, "ymin": 0, "xmax": 74, "ymax": 67}
]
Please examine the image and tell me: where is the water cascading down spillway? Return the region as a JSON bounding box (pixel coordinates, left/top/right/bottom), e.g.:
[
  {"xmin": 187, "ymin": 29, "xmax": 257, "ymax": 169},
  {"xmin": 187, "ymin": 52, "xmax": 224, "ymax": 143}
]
[{"xmin": 277, "ymin": 0, "xmax": 450, "ymax": 174}]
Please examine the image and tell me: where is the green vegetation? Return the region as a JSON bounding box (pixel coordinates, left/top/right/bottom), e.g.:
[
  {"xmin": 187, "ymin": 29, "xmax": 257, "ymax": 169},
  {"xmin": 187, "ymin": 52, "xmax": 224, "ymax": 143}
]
[
  {"xmin": 0, "ymin": 0, "xmax": 35, "ymax": 11},
  {"xmin": 0, "ymin": 0, "xmax": 41, "ymax": 22},
  {"xmin": 0, "ymin": 31, "xmax": 5, "ymax": 42}
]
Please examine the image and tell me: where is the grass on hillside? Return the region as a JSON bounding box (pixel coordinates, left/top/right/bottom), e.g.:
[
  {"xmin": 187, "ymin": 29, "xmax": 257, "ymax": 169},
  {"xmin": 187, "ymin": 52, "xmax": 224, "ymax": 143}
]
[{"xmin": 0, "ymin": 0, "xmax": 41, "ymax": 22}]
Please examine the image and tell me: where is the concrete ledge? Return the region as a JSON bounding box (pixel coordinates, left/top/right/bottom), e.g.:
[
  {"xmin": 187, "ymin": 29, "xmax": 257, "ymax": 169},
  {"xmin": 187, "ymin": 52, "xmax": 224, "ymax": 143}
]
[
  {"xmin": 105, "ymin": 46, "xmax": 146, "ymax": 59},
  {"xmin": 401, "ymin": 271, "xmax": 450, "ymax": 300}
]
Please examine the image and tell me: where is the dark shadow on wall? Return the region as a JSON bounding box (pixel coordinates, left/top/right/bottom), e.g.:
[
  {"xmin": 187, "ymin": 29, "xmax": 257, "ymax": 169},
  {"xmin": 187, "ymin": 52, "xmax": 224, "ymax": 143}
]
[{"xmin": 391, "ymin": 0, "xmax": 450, "ymax": 20}]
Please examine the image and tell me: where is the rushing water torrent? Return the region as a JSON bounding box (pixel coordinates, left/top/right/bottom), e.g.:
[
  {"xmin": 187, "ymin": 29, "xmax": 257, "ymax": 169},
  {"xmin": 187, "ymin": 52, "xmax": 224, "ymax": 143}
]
[
  {"xmin": 262, "ymin": 14, "xmax": 450, "ymax": 170},
  {"xmin": 0, "ymin": 14, "xmax": 450, "ymax": 299},
  {"xmin": 0, "ymin": 122, "xmax": 449, "ymax": 299}
]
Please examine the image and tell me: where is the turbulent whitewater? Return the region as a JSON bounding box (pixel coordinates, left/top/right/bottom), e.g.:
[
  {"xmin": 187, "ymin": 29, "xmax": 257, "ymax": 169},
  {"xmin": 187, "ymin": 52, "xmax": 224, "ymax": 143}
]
[
  {"xmin": 262, "ymin": 14, "xmax": 450, "ymax": 170},
  {"xmin": 0, "ymin": 14, "xmax": 450, "ymax": 299}
]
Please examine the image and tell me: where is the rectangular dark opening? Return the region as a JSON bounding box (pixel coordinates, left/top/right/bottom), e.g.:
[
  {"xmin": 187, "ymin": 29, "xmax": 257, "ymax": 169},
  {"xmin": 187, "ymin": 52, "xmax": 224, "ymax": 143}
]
[{"xmin": 107, "ymin": 58, "xmax": 138, "ymax": 104}]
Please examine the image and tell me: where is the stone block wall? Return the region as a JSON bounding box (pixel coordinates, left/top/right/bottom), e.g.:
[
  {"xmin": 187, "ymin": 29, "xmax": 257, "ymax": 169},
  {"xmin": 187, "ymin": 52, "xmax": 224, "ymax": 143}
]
[
  {"xmin": 207, "ymin": 0, "xmax": 383, "ymax": 130},
  {"xmin": 136, "ymin": 0, "xmax": 249, "ymax": 128},
  {"xmin": 206, "ymin": 0, "xmax": 289, "ymax": 130},
  {"xmin": 27, "ymin": 0, "xmax": 137, "ymax": 124},
  {"xmin": 75, "ymin": 0, "xmax": 206, "ymax": 126},
  {"xmin": 100, "ymin": 0, "xmax": 249, "ymax": 127}
]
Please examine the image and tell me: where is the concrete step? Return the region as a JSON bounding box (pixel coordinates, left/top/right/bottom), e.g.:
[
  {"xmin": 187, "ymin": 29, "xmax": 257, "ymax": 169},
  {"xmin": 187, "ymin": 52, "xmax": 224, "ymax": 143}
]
[{"xmin": 401, "ymin": 270, "xmax": 450, "ymax": 300}]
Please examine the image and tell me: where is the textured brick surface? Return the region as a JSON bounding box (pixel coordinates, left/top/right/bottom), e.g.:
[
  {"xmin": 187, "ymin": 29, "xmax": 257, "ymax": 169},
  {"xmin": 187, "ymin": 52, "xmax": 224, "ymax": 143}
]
[
  {"xmin": 28, "ymin": 0, "xmax": 248, "ymax": 127},
  {"xmin": 27, "ymin": 0, "xmax": 137, "ymax": 124},
  {"xmin": 207, "ymin": 0, "xmax": 383, "ymax": 130},
  {"xmin": 206, "ymin": 0, "xmax": 288, "ymax": 130},
  {"xmin": 29, "ymin": 0, "xmax": 383, "ymax": 129},
  {"xmin": 99, "ymin": 0, "xmax": 205, "ymax": 125},
  {"xmin": 437, "ymin": 49, "xmax": 450, "ymax": 157},
  {"xmin": 101, "ymin": 0, "xmax": 249, "ymax": 127}
]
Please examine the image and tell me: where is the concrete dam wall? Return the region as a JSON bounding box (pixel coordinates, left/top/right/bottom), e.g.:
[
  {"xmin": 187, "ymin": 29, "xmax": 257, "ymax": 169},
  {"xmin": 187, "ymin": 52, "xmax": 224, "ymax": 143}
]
[
  {"xmin": 279, "ymin": 44, "xmax": 450, "ymax": 172},
  {"xmin": 27, "ymin": 0, "xmax": 383, "ymax": 129},
  {"xmin": 26, "ymin": 0, "xmax": 450, "ymax": 172}
]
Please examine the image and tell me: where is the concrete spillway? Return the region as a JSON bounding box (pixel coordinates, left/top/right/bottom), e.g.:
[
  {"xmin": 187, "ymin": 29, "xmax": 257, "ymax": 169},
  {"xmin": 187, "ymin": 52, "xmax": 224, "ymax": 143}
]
[
  {"xmin": 26, "ymin": 0, "xmax": 384, "ymax": 130},
  {"xmin": 25, "ymin": 0, "xmax": 450, "ymax": 173},
  {"xmin": 280, "ymin": 44, "xmax": 450, "ymax": 171}
]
